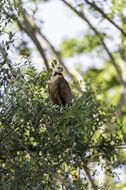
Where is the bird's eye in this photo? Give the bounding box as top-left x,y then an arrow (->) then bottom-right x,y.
57,67 -> 60,69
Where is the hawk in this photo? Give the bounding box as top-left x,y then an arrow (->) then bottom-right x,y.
48,66 -> 72,107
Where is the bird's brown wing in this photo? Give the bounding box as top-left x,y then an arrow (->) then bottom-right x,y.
58,77 -> 72,107
48,79 -> 62,106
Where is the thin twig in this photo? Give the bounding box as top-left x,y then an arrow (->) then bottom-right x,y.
88,144 -> 126,150
62,0 -> 126,87
0,44 -> 17,77
0,127 -> 17,144
84,0 -> 126,36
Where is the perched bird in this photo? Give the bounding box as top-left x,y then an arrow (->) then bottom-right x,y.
48,66 -> 72,107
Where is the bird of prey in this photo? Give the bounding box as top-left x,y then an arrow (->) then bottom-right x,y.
48,66 -> 72,107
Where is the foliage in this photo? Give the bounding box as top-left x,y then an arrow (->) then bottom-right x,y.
0,62 -> 125,189
60,33 -> 102,58
0,0 -> 126,189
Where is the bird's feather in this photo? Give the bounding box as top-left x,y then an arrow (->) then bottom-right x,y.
49,74 -> 72,107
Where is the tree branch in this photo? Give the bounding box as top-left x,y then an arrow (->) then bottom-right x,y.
0,44 -> 17,77
62,0 -> 126,87
116,56 -> 126,117
84,0 -> 126,36
37,28 -> 73,78
2,10 -> 84,93
24,14 -> 84,93
0,126 -> 19,144
81,158 -> 97,190
116,86 -> 126,118
20,14 -> 50,72
3,10 -> 50,72
37,29 -> 86,93
54,173 -> 70,189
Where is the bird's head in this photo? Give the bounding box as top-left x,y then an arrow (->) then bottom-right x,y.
52,65 -> 63,76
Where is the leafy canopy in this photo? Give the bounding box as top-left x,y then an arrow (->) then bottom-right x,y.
0,61 -> 125,189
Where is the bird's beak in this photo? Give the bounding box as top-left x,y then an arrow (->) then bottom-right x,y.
60,67 -> 63,72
